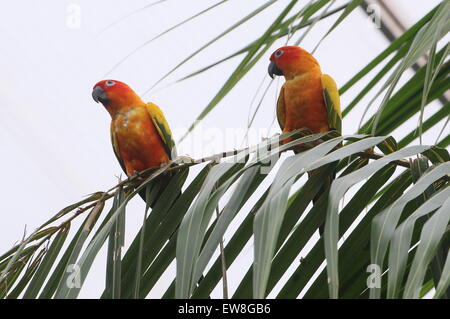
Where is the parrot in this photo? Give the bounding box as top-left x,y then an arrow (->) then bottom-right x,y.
268,46 -> 342,233
92,79 -> 177,205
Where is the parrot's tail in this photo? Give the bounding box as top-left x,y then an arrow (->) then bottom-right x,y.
312,169 -> 336,236
137,173 -> 181,209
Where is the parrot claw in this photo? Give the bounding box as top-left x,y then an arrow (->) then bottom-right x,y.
133,170 -> 144,178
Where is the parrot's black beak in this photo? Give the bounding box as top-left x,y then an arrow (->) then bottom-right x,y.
268,61 -> 283,79
92,86 -> 109,105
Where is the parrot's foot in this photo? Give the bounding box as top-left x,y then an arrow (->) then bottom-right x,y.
132,170 -> 143,178
129,170 -> 147,183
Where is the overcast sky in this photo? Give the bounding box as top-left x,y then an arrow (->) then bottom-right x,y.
0,0 -> 445,298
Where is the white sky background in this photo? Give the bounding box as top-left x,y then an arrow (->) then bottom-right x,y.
0,0 -> 446,298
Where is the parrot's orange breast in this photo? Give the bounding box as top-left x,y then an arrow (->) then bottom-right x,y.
283,72 -> 329,134
112,106 -> 169,175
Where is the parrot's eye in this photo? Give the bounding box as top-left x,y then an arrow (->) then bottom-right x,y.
274,49 -> 283,58
105,80 -> 116,87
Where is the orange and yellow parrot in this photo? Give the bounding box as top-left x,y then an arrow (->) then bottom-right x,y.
268,46 -> 342,230
92,80 -> 176,204
268,46 -> 341,137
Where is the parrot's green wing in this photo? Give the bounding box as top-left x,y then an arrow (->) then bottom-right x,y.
321,74 -> 342,134
276,84 -> 286,131
110,124 -> 127,173
146,102 -> 177,159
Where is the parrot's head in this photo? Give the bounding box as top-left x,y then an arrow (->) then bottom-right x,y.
92,80 -> 142,115
268,46 -> 320,80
